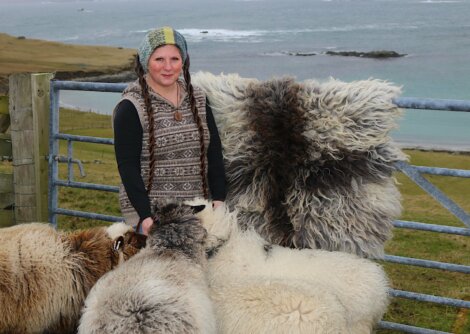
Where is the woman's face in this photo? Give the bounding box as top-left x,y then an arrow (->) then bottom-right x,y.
146,44 -> 183,91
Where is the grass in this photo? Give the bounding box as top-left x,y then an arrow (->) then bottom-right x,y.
0,32 -> 135,76
378,151 -> 470,333
0,32 -> 135,94
0,95 -> 7,114
1,107 -> 469,332
54,108 -> 120,229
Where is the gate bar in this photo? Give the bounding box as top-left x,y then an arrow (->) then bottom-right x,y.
393,220 -> 470,236
53,208 -> 122,222
51,80 -> 127,92
384,255 -> 470,274
54,180 -> 119,192
55,133 -> 114,145
389,289 -> 470,309
413,166 -> 470,178
378,321 -> 450,334
49,84 -> 60,227
396,161 -> 470,227
393,97 -> 470,112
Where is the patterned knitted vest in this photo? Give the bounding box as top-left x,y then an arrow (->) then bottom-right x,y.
114,79 -> 209,227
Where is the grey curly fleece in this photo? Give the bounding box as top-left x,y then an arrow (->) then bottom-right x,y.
78,200 -> 216,334
193,72 -> 407,258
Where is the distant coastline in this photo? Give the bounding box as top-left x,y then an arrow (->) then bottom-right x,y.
0,32 -> 135,94
395,140 -> 470,154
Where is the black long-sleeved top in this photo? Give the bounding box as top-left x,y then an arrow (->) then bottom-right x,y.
114,98 -> 226,220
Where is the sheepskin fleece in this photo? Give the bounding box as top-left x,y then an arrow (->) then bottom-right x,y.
195,201 -> 390,334
79,202 -> 216,334
193,72 -> 406,258
0,223 -> 144,334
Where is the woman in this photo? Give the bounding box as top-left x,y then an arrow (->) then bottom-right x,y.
113,26 -> 226,235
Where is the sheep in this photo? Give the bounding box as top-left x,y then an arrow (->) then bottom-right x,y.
193,72 -> 406,258
198,199 -> 390,334
78,200 -> 217,334
0,222 -> 146,334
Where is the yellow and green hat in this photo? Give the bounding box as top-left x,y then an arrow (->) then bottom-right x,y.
137,26 -> 188,73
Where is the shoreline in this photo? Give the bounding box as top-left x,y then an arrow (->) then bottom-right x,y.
394,139 -> 470,154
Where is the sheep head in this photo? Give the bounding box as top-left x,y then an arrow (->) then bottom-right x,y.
183,198 -> 238,256
106,223 -> 147,265
147,199 -> 208,263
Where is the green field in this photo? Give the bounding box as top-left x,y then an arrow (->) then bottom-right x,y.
380,149 -> 470,334
1,106 -> 469,333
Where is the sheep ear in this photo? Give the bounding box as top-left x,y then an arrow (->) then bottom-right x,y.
191,204 -> 206,214
129,233 -> 147,249
113,236 -> 125,251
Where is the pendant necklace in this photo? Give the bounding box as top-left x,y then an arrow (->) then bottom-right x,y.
174,83 -> 183,121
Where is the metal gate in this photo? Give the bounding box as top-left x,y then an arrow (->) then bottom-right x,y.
49,80 -> 470,334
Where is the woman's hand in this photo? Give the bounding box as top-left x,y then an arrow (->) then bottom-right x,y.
141,217 -> 154,236
212,200 -> 224,209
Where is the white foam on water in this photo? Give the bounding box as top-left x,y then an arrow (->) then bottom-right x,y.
420,0 -> 462,3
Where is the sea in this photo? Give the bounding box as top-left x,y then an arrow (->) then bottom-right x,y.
1,0 -> 469,151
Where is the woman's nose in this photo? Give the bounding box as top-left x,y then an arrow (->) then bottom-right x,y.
163,60 -> 172,69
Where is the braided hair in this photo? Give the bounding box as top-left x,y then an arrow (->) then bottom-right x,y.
134,54 -> 208,198
183,55 -> 208,198
134,55 -> 157,195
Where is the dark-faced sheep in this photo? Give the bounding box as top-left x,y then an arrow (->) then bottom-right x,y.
198,199 -> 390,334
78,201 -> 217,334
0,222 -> 146,334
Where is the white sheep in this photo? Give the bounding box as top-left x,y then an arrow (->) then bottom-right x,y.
0,222 -> 145,334
199,200 -> 390,334
78,201 -> 217,334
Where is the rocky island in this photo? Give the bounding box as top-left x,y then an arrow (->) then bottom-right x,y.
325,50 -> 406,59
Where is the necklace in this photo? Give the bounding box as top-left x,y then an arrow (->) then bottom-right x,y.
174,83 -> 183,121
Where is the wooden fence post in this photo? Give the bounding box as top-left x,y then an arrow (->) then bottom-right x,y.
9,73 -> 53,223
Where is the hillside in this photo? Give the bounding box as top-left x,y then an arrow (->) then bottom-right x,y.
0,32 -> 136,94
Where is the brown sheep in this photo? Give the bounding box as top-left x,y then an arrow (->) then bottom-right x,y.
78,201 -> 216,334
0,222 -> 146,334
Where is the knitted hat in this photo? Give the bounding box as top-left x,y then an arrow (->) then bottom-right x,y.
137,26 -> 188,73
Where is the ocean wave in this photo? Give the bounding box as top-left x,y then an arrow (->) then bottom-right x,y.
315,23 -> 419,32
131,24 -> 419,43
59,35 -> 81,42
41,0 -> 98,3
129,28 -> 269,43
57,29 -> 128,43
178,28 -> 268,42
262,51 -> 290,57
262,51 -> 318,57
419,0 -> 463,3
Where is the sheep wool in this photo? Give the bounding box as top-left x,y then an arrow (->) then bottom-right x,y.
0,222 -> 145,334
79,201 -> 216,334
197,200 -> 390,334
193,72 -> 406,258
